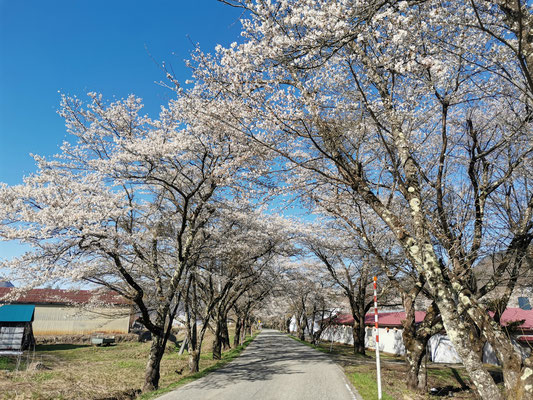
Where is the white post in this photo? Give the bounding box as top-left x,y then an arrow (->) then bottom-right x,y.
374,276 -> 382,400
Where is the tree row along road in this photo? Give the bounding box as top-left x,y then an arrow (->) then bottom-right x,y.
158,329 -> 360,400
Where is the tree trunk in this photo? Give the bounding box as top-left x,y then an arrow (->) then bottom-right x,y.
467,320 -> 485,362
311,327 -> 323,345
447,262 -> 533,399
213,318 -> 222,360
212,314 -> 230,360
141,302 -> 177,393
212,338 -> 222,360
352,319 -> 366,355
427,268 -> 504,399
189,349 -> 200,373
467,305 -> 533,399
143,333 -> 165,392
298,324 -> 306,341
234,315 -> 242,347
297,312 -> 307,341
309,305 -> 316,340
404,338 -> 427,392
311,308 -> 329,345
247,316 -> 253,336
241,316 -> 248,342
401,296 -> 437,393
185,315 -> 199,372
221,317 -> 231,350
506,357 -> 533,400
241,316 -> 247,342
418,354 -> 427,392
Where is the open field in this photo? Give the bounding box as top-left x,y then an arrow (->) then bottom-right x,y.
0,330 -> 256,400
289,335 -> 502,399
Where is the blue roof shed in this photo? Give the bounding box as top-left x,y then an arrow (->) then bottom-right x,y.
0,305 -> 35,322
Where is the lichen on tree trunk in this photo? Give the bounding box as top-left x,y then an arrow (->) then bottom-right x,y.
419,246 -> 504,400
404,338 -> 427,392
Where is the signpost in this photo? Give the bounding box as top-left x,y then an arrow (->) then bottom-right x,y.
373,276 -> 382,400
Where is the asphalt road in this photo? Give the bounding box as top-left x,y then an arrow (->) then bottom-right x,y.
157,329 -> 360,400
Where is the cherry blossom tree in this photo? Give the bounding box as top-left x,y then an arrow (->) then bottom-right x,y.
232,279 -> 274,346
199,209 -> 291,361
302,228 -> 376,355
196,1 -> 533,397
279,265 -> 333,341
307,206 -> 441,390
0,86 -> 268,391
178,207 -> 294,370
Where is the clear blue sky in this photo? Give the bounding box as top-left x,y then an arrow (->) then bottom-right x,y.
0,0 -> 244,259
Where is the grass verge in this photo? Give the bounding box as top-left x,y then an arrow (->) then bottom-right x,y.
0,357 -> 22,372
0,329 -> 259,399
288,334 -> 478,399
287,334 -> 393,399
347,370 -> 394,400
287,335 -> 329,353
139,333 -> 259,400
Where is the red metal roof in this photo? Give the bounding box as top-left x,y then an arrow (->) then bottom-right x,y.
330,313 -> 355,325
330,308 -> 533,330
0,287 -> 130,306
331,311 -> 427,327
366,311 -> 427,327
491,308 -> 533,331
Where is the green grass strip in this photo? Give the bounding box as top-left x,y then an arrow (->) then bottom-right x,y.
140,333 -> 259,400
347,372 -> 394,400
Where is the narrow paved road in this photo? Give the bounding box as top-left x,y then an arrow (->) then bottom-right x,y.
158,329 -> 359,400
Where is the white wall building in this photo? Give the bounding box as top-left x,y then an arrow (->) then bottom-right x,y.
293,310 -> 533,365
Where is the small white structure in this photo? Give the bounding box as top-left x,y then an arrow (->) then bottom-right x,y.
319,315 -> 408,355
428,334 -> 462,363
289,315 -> 323,336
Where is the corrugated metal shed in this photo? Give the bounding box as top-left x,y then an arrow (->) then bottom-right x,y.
32,305 -> 130,335
0,305 -> 35,322
0,288 -> 132,335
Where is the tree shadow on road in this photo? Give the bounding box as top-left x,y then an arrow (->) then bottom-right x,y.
178,331 -> 335,391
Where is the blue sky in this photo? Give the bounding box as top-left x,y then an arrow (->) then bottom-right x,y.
0,0 -> 245,259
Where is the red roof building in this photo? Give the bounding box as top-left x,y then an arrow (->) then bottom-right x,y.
330,308 -> 533,331
0,287 -> 129,306
490,308 -> 533,332
331,311 -> 427,328
0,287 -> 131,336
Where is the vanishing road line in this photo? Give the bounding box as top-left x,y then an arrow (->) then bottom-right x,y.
157,329 -> 360,400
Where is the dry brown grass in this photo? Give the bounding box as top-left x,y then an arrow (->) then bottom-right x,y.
0,330 -> 236,400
